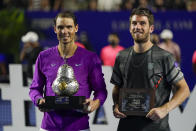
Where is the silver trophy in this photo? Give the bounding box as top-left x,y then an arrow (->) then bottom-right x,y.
41,61 -> 85,110
52,64 -> 79,96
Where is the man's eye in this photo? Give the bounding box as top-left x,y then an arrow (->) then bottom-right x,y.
140,22 -> 146,25
58,26 -> 63,29
132,22 -> 137,25
67,26 -> 72,29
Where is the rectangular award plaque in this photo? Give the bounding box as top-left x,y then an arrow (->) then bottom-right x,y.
39,96 -> 86,110
119,88 -> 155,116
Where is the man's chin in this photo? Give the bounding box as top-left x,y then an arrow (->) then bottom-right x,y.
134,38 -> 148,44
60,40 -> 69,44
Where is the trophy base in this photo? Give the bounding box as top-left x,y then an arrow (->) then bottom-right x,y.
39,96 -> 86,110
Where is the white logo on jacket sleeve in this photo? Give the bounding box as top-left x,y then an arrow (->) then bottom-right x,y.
75,64 -> 82,67
51,64 -> 56,67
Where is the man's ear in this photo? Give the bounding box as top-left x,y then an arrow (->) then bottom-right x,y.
129,25 -> 132,34
150,25 -> 154,33
54,26 -> 57,34
75,24 -> 79,32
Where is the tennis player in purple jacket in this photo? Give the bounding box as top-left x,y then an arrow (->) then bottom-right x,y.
29,11 -> 107,131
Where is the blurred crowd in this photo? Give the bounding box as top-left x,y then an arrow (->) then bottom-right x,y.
0,0 -> 196,12
0,0 -> 196,84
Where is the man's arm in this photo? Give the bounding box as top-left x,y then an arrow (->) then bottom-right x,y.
192,51 -> 196,74
20,43 -> 31,61
112,85 -> 126,118
86,53 -> 107,113
29,55 -> 45,106
175,44 -> 181,64
112,85 -> 119,105
193,63 -> 196,75
146,78 -> 190,121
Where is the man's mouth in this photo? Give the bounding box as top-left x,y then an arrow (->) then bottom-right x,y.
60,36 -> 69,39
134,31 -> 143,34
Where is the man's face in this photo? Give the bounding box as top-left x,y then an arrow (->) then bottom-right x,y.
130,15 -> 154,44
54,17 -> 78,45
108,34 -> 119,46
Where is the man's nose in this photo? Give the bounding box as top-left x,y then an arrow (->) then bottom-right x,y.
61,28 -> 68,33
135,23 -> 142,29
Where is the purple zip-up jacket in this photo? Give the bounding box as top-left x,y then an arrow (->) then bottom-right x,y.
29,46 -> 107,131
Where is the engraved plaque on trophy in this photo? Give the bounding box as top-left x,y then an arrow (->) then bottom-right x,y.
40,63 -> 85,110
119,88 -> 155,116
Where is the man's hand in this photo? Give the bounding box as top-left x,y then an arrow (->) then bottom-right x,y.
113,104 -> 126,118
146,104 -> 169,121
37,98 -> 51,112
83,98 -> 100,113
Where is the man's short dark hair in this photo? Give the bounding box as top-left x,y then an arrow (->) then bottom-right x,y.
54,11 -> 78,26
110,32 -> 119,38
129,7 -> 154,26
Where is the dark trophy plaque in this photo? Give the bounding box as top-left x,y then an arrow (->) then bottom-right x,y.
39,96 -> 85,110
119,88 -> 155,116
